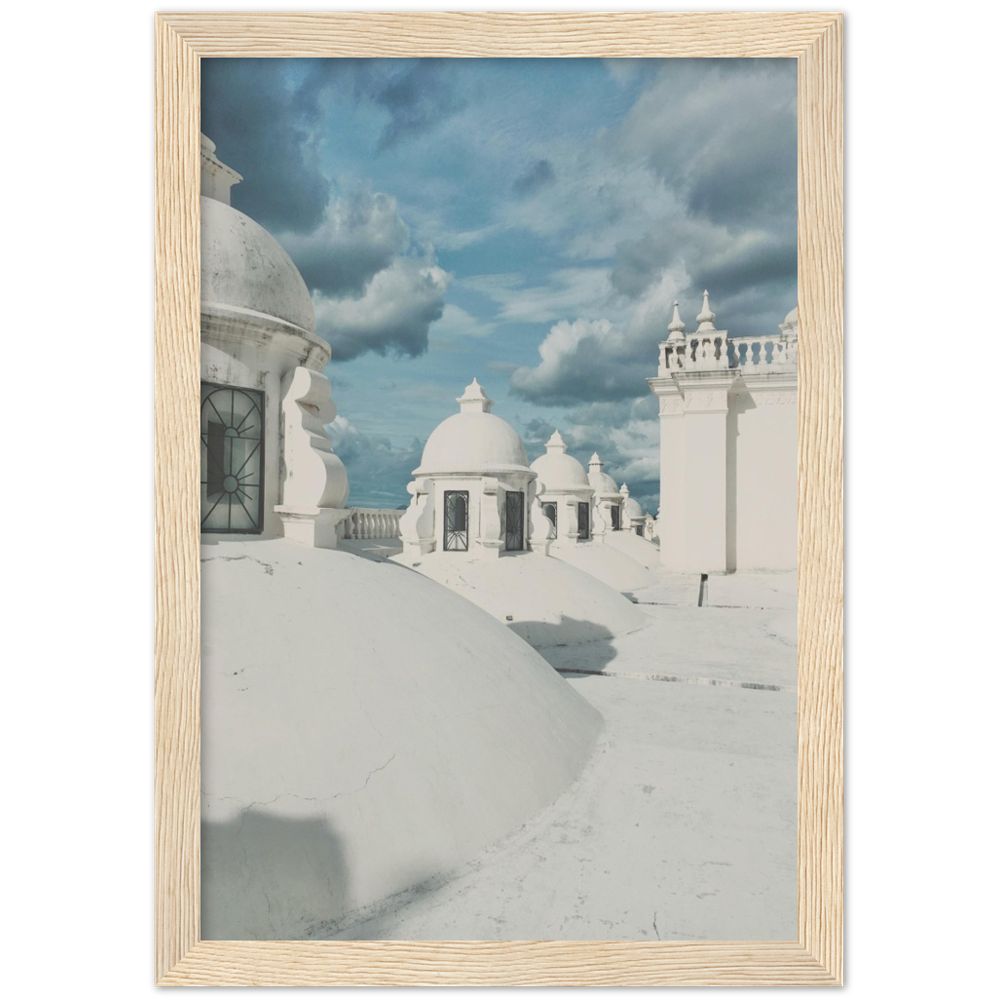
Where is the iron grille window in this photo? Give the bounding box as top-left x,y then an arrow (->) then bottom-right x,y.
504,491 -> 525,551
542,502 -> 557,530
577,502 -> 590,539
443,490 -> 469,551
201,382 -> 265,533
611,504 -> 621,531
635,525 -> 643,536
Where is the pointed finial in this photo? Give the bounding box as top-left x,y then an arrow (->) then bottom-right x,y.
457,377 -> 494,413
588,452 -> 603,468
546,430 -> 567,453
696,289 -> 716,332
667,300 -> 686,341
621,483 -> 630,498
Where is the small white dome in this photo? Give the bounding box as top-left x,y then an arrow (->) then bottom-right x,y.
417,412 -> 530,475
415,380 -> 530,476
531,431 -> 591,493
623,496 -> 643,519
587,453 -> 622,498
201,195 -> 316,335
533,451 -> 591,492
783,305 -> 798,327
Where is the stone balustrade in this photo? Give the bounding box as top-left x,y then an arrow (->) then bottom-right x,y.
342,507 -> 404,540
728,335 -> 796,368
661,333 -> 796,373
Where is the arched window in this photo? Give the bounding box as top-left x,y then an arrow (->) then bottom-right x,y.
443,490 -> 469,551
201,382 -> 264,533
542,502 -> 557,529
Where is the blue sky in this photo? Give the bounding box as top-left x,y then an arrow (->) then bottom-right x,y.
202,58 -> 797,511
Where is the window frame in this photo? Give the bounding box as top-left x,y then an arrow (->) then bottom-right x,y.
443,489 -> 470,552
200,380 -> 266,535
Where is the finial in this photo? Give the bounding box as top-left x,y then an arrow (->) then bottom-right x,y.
621,483 -> 630,498
667,300 -> 686,341
588,452 -> 603,468
546,430 -> 567,453
457,377 -> 494,413
696,289 -> 716,332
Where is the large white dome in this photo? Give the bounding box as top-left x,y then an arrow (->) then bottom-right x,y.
201,539 -> 601,939
201,195 -> 316,335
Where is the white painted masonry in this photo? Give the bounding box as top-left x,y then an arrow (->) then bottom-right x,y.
648,293 -> 798,572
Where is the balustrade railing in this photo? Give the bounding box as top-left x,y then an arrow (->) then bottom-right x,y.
342,507 -> 404,540
662,333 -> 797,373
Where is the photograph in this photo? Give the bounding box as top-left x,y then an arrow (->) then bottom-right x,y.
197,55 -> 800,943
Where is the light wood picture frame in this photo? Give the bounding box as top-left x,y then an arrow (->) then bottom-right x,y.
154,11 -> 843,987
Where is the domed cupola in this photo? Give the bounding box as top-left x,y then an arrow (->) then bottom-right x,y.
199,134 -> 349,547
588,453 -> 625,534
401,380 -> 552,559
530,431 -> 595,543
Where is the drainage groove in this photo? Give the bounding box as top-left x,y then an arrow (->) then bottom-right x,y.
697,573 -> 708,607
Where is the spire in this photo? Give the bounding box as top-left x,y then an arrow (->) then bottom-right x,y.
620,483 -> 630,498
667,300 -> 686,341
456,377 -> 494,414
546,430 -> 567,453
696,289 -> 717,332
588,452 -> 603,469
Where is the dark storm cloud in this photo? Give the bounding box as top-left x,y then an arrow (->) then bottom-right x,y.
281,187 -> 410,298
201,60 -> 331,235
611,224 -> 797,304
619,59 -> 797,230
372,60 -> 466,150
314,256 -> 450,362
202,59 -> 465,234
512,159 -> 556,198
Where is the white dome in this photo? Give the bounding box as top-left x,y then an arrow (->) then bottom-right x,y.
417,411 -> 530,475
589,471 -> 621,496
532,451 -> 591,492
531,431 -> 591,493
587,454 -> 622,498
783,305 -> 798,327
623,496 -> 644,519
202,539 -> 601,939
201,195 -> 316,335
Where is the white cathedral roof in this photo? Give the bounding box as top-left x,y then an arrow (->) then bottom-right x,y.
414,379 -> 532,477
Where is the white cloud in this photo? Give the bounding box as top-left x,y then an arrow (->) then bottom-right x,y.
465,267 -> 616,326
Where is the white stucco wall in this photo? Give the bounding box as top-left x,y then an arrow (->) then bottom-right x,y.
733,374 -> 798,570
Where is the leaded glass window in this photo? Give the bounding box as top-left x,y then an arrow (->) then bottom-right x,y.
542,502 -> 557,530
577,502 -> 590,540
504,490 -> 525,551
611,504 -> 621,531
201,382 -> 265,534
443,490 -> 469,551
